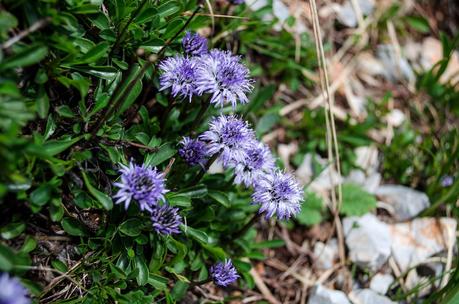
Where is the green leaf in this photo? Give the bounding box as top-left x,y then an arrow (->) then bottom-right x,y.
171,281 -> 189,301
0,44 -> 48,70
144,143 -> 176,166
78,42 -> 109,63
0,243 -> 15,271
1,222 -> 26,239
177,185 -> 207,198
208,190 -> 230,208
251,239 -> 285,249
405,16 -> 430,33
340,183 -> 377,216
43,136 -> 83,156
166,193 -> 191,207
81,172 -> 113,210
119,218 -> 143,237
296,191 -> 324,226
135,256 -> 149,286
30,184 -> 52,206
256,112 -> 280,136
183,226 -> 208,244
158,1 -> 181,18
20,237 -> 37,254
51,259 -> 68,272
61,217 -> 87,236
147,274 -> 168,290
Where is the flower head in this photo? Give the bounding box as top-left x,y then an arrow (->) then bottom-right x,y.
252,171 -> 303,220
199,115 -> 255,166
210,259 -> 239,287
182,32 -> 208,56
159,55 -> 199,102
150,204 -> 182,235
0,273 -> 30,304
231,141 -> 275,187
441,175 -> 454,187
179,137 -> 208,167
113,162 -> 168,212
196,49 -> 253,108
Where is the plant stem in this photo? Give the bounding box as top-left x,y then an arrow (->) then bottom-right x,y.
110,0 -> 148,56
231,213 -> 261,240
190,151 -> 220,186
189,98 -> 211,134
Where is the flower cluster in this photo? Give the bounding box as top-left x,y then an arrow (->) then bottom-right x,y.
210,259 -> 239,287
114,162 -> 182,235
159,33 -> 253,108
0,273 -> 30,304
179,114 -> 304,220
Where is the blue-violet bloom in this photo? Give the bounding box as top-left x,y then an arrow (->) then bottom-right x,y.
196,49 -> 253,108
440,175 -> 454,187
150,204 -> 182,235
179,137 -> 208,167
231,141 -> 275,187
182,31 -> 208,56
159,55 -> 199,102
0,273 -> 30,304
210,259 -> 239,287
113,162 -> 168,212
199,115 -> 255,166
252,171 -> 303,220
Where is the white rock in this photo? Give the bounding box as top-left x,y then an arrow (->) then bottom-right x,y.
313,239 -> 339,270
308,285 -> 351,304
377,44 -> 416,83
309,166 -> 343,193
345,170 -> 381,194
208,160 -> 224,174
389,218 -> 457,272
370,273 -> 394,295
375,185 -> 430,221
336,0 -> 375,28
296,153 -> 315,185
349,289 -> 396,304
385,109 -> 405,127
343,214 -> 392,271
355,146 -> 379,173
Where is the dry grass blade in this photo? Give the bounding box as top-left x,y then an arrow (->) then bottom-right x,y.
308,0 -> 345,265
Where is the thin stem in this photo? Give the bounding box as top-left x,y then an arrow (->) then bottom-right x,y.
90,5 -> 203,138
231,213 -> 261,240
189,278 -> 212,288
189,96 -> 211,134
1,17 -> 51,49
110,0 -> 148,56
190,151 -> 220,185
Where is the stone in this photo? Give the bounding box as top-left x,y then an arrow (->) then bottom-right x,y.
375,185 -> 430,221
313,239 -> 339,270
349,289 -> 396,304
343,214 -> 392,271
389,218 -> 456,272
354,146 -> 379,173
345,169 -> 381,194
370,273 -> 394,295
308,285 -> 351,304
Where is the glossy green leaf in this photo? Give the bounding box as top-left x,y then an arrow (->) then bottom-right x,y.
81,172 -> 113,210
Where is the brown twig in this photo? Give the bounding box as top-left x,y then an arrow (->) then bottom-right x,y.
1,17 -> 51,49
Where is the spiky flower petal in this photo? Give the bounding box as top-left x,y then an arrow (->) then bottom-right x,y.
159,55 -> 199,102
150,204 -> 182,235
178,137 -> 208,167
199,115 -> 255,166
252,171 -> 303,220
0,273 -> 30,304
210,259 -> 239,287
182,31 -> 208,56
113,162 -> 168,212
231,141 -> 275,187
196,49 -> 253,108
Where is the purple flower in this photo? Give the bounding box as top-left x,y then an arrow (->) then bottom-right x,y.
182,32 -> 208,56
441,175 -> 454,187
196,49 -> 253,108
150,204 -> 182,235
231,141 -> 275,187
252,171 -> 303,220
199,115 -> 255,166
179,137 -> 208,167
0,273 -> 30,304
210,259 -> 239,287
113,162 -> 168,212
159,55 -> 199,102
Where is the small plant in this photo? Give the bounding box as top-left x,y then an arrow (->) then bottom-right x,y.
0,0 -> 304,302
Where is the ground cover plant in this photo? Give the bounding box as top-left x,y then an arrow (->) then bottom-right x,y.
0,0 -> 306,302
1,0 -> 459,303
